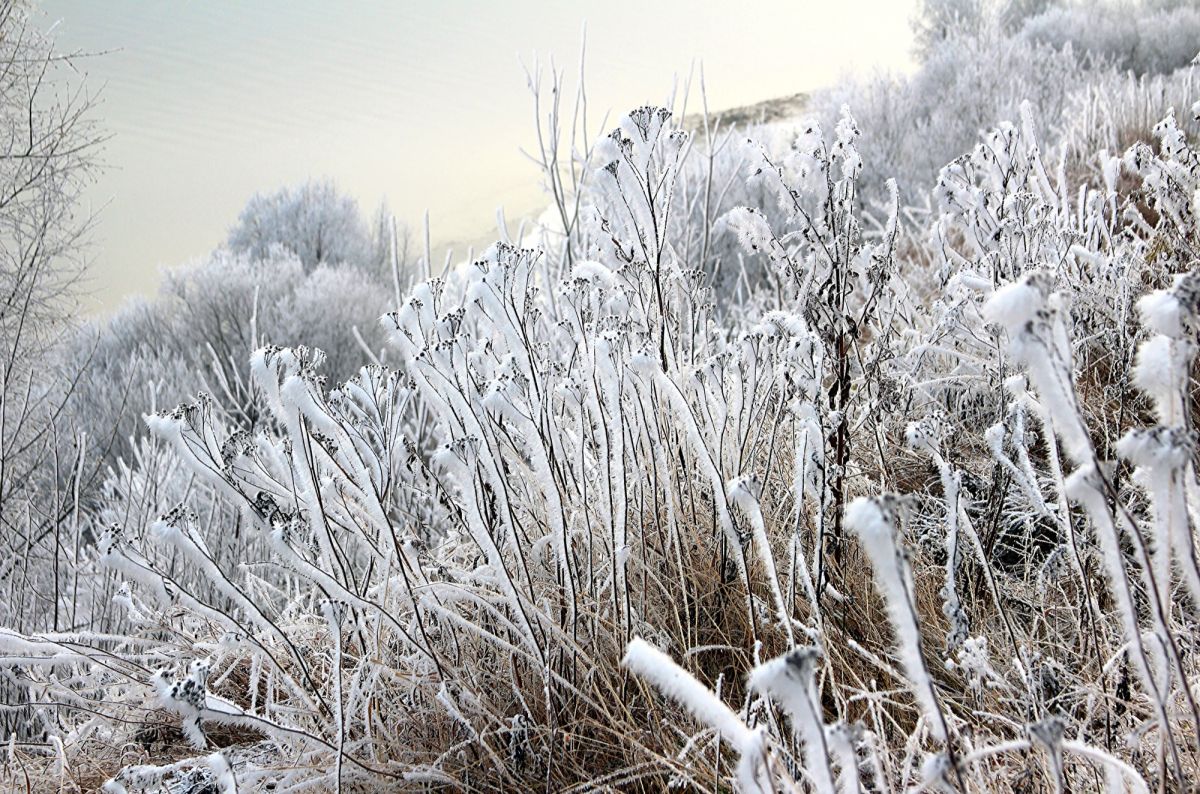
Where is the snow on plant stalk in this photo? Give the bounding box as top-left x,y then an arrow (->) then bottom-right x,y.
790,400 -> 824,615
1130,272 -> 1200,610
827,723 -> 864,794
321,598 -> 346,793
1115,428 -> 1194,619
595,335 -> 631,636
746,647 -> 834,794
982,273 -> 1091,466
622,638 -> 771,793
728,475 -> 794,644
845,496 -> 952,745
904,416 -> 968,654
1063,467 -> 1183,778
987,271 -> 1194,781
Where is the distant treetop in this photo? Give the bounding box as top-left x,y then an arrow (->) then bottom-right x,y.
226,178 -> 373,271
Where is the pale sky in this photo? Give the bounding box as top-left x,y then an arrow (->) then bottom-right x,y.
37,0 -> 918,314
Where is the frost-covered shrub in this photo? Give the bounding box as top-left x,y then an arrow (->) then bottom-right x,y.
0,251 -> 396,640
518,65 -> 797,306
620,101 -> 1200,792
911,0 -> 1052,60
813,0 -> 1200,206
1020,0 -> 1200,77
1058,68 -> 1199,184
63,249 -> 392,473
809,27 -> 1087,204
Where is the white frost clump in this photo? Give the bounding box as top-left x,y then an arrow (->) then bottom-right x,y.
747,648 -> 834,794
622,638 -> 770,792
102,752 -> 235,794
949,636 -> 1000,701
1137,271 -> 1200,339
981,272 -> 1048,337
152,659 -> 212,748
724,207 -> 778,258
1131,336 -> 1189,424
570,259 -> 617,285
845,496 -> 949,743
1137,290 -> 1187,339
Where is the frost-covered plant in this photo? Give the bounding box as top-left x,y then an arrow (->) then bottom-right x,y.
620,101 -> 1200,790
813,0 -> 1200,207
808,24 -> 1088,204
1020,0 -> 1200,77
62,249 -> 393,473
0,250 -> 400,644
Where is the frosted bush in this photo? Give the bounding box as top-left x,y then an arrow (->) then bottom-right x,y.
1020,1 -> 1200,77
809,25 -> 1086,203
813,0 -> 1200,206
61,250 -> 392,473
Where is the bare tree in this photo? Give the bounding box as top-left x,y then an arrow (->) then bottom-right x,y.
0,0 -> 104,636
